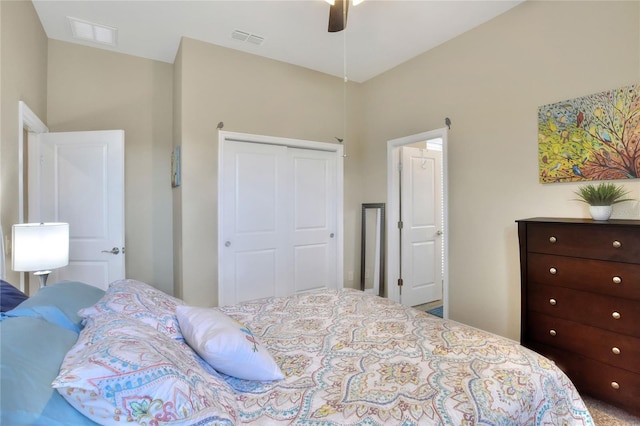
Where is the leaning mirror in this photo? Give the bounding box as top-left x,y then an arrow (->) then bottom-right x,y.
361,203 -> 385,297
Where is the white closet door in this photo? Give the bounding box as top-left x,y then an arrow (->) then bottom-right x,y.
290,148 -> 337,293
221,141 -> 291,305
220,139 -> 339,306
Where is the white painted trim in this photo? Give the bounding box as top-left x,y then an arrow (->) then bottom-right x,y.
18,101 -> 48,222
20,101 -> 48,133
386,128 -> 449,319
17,101 -> 49,291
217,131 -> 344,304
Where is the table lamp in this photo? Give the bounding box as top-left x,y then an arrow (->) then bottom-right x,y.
12,222 -> 69,288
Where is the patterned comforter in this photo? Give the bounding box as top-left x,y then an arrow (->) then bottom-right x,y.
220,289 -> 594,425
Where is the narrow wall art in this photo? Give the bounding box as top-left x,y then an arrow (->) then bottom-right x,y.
538,83 -> 640,183
171,146 -> 181,188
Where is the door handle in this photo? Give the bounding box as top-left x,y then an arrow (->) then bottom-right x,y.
102,247 -> 120,255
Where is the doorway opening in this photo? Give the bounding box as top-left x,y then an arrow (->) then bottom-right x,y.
386,128 -> 448,318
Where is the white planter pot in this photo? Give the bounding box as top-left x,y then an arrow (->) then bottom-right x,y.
589,205 -> 612,221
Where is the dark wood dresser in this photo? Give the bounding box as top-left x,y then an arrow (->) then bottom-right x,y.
517,217 -> 640,416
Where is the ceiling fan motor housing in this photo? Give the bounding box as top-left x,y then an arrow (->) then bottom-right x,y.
328,0 -> 349,32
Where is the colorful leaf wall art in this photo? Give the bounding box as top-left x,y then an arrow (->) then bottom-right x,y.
538,83 -> 640,183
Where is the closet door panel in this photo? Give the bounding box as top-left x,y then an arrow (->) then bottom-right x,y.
221,141 -> 290,305
290,148 -> 337,294
234,249 -> 277,302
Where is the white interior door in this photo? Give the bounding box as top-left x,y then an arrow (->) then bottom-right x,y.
220,133 -> 342,306
29,130 -> 125,290
400,145 -> 443,306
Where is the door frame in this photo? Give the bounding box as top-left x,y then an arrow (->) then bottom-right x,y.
217,131 -> 344,304
16,101 -> 49,291
386,128 -> 449,318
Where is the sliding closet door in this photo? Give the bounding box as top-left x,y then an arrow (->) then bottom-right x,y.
221,141 -> 291,305
290,148 -> 337,293
220,137 -> 340,306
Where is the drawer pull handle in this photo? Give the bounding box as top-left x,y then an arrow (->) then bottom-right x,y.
612,347 -> 621,355
612,240 -> 622,248
549,236 -> 557,244
611,381 -> 620,390
612,276 -> 622,284
549,298 -> 557,306
549,329 -> 557,337
549,267 -> 557,275
612,311 -> 621,320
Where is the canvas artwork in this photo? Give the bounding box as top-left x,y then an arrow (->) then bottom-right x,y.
171,146 -> 181,188
538,83 -> 640,183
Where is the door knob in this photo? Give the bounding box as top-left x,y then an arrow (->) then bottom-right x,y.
102,247 -> 120,255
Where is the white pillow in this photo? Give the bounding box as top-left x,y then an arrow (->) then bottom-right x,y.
176,305 -> 284,381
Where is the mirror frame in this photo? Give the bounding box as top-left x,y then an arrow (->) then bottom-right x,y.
360,203 -> 385,297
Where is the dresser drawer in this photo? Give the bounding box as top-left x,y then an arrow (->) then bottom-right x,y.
528,342 -> 640,417
526,222 -> 640,263
526,312 -> 640,373
528,283 -> 640,337
528,253 -> 640,301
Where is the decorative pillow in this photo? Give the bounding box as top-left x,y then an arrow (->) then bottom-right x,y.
78,279 -> 184,340
176,305 -> 284,381
0,279 -> 28,312
6,281 -> 104,330
0,316 -> 98,425
52,314 -> 238,425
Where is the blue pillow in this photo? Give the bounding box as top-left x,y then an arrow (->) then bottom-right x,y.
9,281 -> 104,328
0,279 -> 28,312
0,316 -> 98,425
2,306 -> 81,333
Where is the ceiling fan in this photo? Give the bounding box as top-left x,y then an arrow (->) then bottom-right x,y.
326,0 -> 364,33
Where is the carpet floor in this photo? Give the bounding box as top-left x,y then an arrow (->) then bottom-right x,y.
583,396 -> 640,425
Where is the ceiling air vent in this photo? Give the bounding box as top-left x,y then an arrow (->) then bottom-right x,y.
231,30 -> 265,46
68,16 -> 117,46
231,30 -> 250,42
247,35 -> 265,46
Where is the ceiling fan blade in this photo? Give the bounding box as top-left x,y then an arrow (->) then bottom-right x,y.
328,0 -> 349,33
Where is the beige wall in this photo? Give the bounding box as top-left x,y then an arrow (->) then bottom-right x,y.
0,0 -> 48,288
362,1 -> 640,339
174,38 -> 364,306
46,40 -> 174,295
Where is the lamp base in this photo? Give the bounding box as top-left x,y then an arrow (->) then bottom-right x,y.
33,270 -> 52,288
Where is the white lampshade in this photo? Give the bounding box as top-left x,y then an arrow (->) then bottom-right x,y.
12,223 -> 69,272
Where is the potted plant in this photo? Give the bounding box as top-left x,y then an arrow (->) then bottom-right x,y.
574,182 -> 633,220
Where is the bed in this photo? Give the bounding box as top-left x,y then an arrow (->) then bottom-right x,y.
0,279 -> 594,425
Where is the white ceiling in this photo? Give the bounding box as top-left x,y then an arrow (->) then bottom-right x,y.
32,0 -> 522,83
